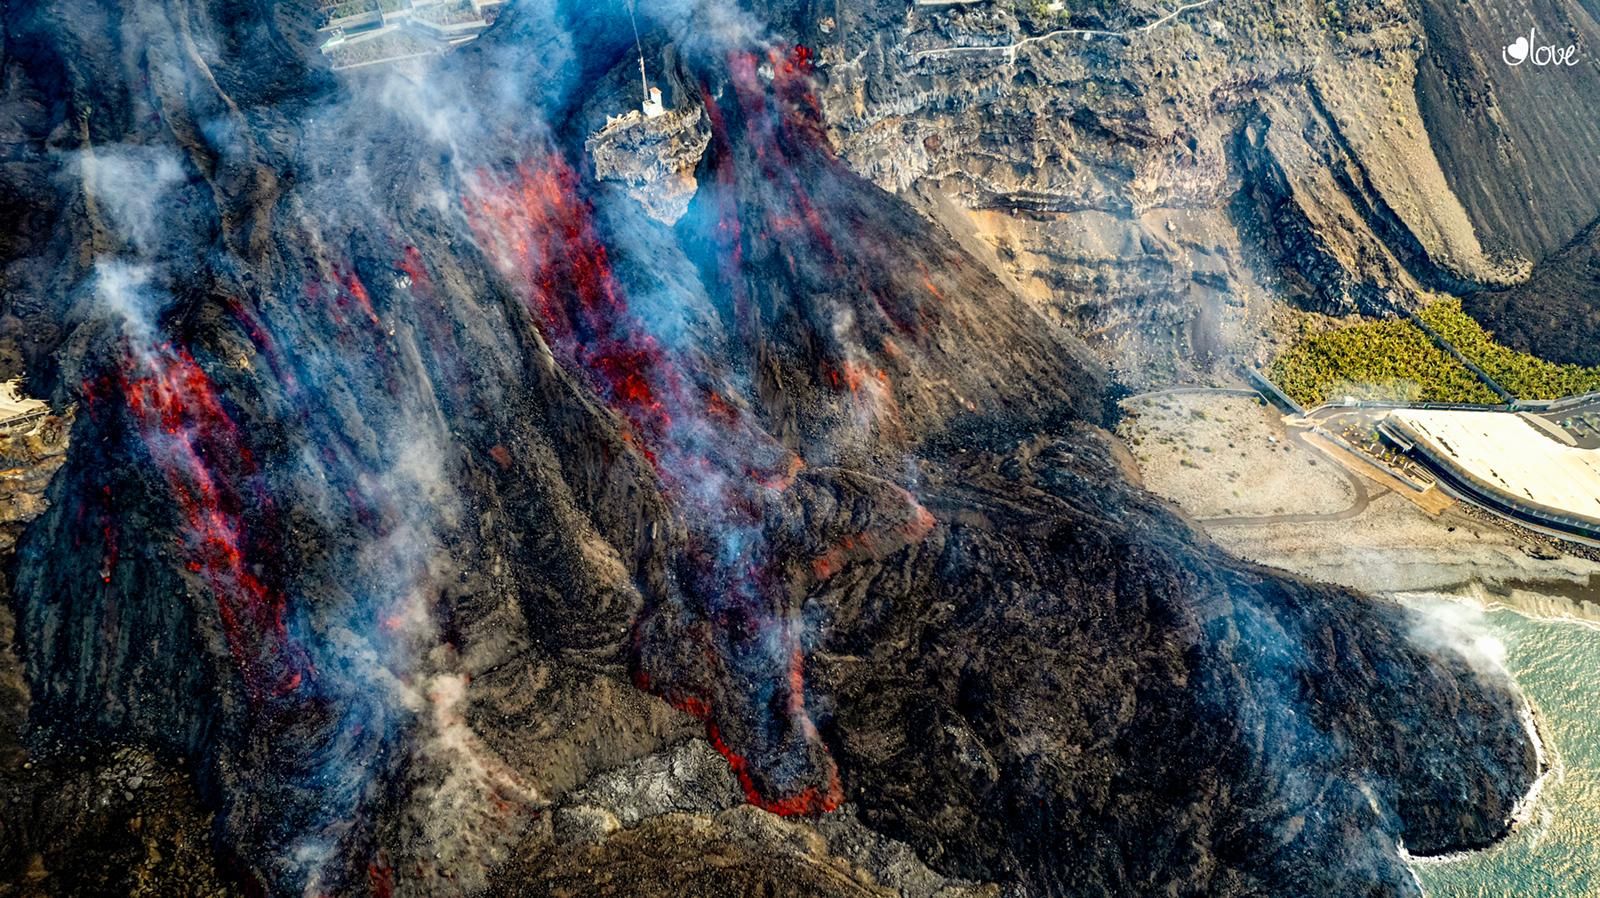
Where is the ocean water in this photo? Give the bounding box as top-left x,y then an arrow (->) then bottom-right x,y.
1405,593 -> 1600,898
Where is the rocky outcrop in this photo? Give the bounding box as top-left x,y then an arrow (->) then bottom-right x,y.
0,409 -> 69,770
694,0 -> 1529,386
0,413 -> 67,556
514,739 -> 994,898
588,104 -> 711,224
0,748 -> 227,898
496,807 -> 913,898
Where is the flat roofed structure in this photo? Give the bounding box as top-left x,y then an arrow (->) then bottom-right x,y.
1382,408 -> 1600,534
0,379 -> 47,432
317,0 -> 502,71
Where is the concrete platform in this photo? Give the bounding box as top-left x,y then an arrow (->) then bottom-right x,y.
1383,408 -> 1600,533
0,380 -> 47,432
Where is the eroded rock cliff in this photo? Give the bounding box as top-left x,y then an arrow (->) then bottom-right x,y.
703,0 -> 1556,387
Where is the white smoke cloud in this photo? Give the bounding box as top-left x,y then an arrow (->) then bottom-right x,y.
92,261 -> 166,346
1398,593 -> 1511,681
74,146 -> 186,253
644,0 -> 771,55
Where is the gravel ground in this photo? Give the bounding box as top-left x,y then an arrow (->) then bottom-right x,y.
1118,391 -> 1600,597
1118,392 -> 1355,518
1208,492 -> 1600,596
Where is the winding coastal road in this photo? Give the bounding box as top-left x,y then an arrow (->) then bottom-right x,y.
914,0 -> 1220,61
1198,452 -> 1376,526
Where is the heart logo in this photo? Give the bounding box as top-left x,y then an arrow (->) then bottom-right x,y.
1504,35 -> 1530,64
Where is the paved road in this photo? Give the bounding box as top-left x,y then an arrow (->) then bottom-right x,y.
915,0 -> 1219,59
1120,386 -> 1261,404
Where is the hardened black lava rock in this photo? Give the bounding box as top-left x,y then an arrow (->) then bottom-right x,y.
0,0 -> 1536,896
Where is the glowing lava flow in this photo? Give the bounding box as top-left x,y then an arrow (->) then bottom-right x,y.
462,157 -> 797,493
463,154 -> 839,815
115,341 -> 309,704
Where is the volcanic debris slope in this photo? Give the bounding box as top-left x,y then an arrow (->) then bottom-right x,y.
0,0 -> 1535,896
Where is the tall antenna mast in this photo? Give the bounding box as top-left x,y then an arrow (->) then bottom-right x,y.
627,0 -> 649,100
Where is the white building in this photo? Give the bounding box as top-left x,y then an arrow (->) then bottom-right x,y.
0,380 -> 48,433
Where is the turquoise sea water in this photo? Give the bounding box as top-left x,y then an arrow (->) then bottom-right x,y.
1407,595 -> 1600,898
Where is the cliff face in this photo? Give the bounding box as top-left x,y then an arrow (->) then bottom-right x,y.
1463,220 -> 1600,367
0,412 -> 68,770
0,1 -> 1540,897
1414,0 -> 1600,266
1412,0 -> 1600,359
720,0 -> 1539,387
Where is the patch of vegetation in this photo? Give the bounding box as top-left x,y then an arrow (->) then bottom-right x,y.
1267,316 -> 1497,407
320,0 -> 376,23
1417,297 -> 1600,400
1014,0 -> 1071,25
